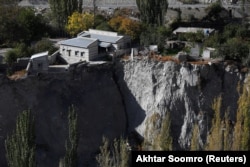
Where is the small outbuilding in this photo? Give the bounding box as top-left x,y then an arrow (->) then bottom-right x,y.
26,51 -> 49,74
202,47 -> 216,59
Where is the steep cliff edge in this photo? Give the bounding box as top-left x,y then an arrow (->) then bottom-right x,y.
0,58 -> 247,166
0,65 -> 126,167
115,58 -> 246,150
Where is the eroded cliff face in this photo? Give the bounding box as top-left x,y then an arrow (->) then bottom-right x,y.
0,65 -> 126,167
115,58 -> 245,150
0,58 -> 246,166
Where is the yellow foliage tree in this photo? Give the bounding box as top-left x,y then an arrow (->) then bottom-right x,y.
152,112 -> 172,151
66,12 -> 94,36
109,16 -> 141,40
232,81 -> 250,150
190,122 -> 200,151
108,16 -> 123,32
205,96 -> 223,150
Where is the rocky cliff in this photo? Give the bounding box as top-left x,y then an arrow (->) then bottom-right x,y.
0,58 -> 246,166
115,58 -> 246,150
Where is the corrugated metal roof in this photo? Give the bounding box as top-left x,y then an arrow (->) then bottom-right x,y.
59,37 -> 97,48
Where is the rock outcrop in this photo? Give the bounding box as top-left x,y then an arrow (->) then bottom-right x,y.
0,58 -> 246,166
115,58 -> 245,150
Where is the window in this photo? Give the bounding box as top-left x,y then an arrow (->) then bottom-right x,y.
81,52 -> 85,57
67,50 -> 71,57
38,63 -> 42,69
75,51 -> 79,56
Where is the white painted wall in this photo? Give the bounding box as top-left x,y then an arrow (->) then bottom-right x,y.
59,41 -> 99,63
202,50 -> 211,59
31,56 -> 49,72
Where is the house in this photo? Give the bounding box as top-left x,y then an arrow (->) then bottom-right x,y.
59,37 -> 98,64
26,51 -> 49,74
59,29 -> 131,64
173,27 -> 215,36
78,29 -> 131,56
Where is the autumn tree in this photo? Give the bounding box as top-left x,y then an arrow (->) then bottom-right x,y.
5,110 -> 35,167
66,12 -> 94,36
156,112 -> 172,151
205,96 -> 223,150
109,16 -> 123,33
223,111 -> 233,151
190,122 -> 200,151
136,0 -> 168,26
232,82 -> 250,150
109,16 -> 142,40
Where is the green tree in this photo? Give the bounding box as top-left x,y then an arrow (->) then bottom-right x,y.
0,5 -> 48,45
140,25 -> 170,52
49,0 -> 83,31
17,7 -> 47,44
204,1 -> 224,22
136,0 -> 168,26
96,137 -> 130,167
5,49 -> 18,66
218,38 -> 249,62
5,110 -> 35,167
62,105 -> 79,167
204,32 -> 221,48
0,5 -> 20,45
4,43 -> 33,74
32,38 -> 58,55
180,31 -> 205,43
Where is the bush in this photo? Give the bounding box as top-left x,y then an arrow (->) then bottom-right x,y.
32,38 -> 58,55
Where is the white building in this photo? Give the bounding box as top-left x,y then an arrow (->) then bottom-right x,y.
26,51 -> 49,73
202,47 -> 216,59
59,29 -> 131,64
59,37 -> 98,64
173,27 -> 215,36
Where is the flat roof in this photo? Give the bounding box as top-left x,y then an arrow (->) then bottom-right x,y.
173,27 -> 215,34
59,37 -> 97,48
80,32 -> 122,43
